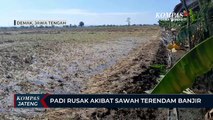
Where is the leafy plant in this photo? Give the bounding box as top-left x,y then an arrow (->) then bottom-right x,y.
181,0 -> 192,49
151,36 -> 213,94
177,21 -> 201,43
150,64 -> 166,75
190,9 -> 197,23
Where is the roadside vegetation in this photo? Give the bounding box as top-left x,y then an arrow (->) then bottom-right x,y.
154,0 -> 213,119
154,0 -> 213,94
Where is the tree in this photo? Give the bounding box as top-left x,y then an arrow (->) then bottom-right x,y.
126,17 -> 131,26
79,21 -> 84,27
198,0 -> 213,37
181,0 -> 192,49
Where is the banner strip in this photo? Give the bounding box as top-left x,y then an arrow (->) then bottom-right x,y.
14,94 -> 213,108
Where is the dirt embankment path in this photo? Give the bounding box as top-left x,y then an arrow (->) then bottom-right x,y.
84,31 -> 164,94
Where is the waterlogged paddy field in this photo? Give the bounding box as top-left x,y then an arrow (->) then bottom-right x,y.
0,26 -> 161,118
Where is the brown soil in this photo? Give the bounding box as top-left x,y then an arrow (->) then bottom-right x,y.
0,26 -> 169,119
33,28 -> 171,120
1,27 -> 207,120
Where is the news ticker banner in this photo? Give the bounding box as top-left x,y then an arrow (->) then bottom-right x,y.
14,94 -> 213,108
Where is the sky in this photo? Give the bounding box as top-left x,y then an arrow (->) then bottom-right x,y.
0,0 -> 180,26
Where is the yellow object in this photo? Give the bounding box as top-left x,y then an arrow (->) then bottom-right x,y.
173,43 -> 180,50
171,48 -> 177,53
167,43 -> 180,50
168,44 -> 173,50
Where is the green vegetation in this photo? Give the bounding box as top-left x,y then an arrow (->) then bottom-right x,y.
152,36 -> 213,94
150,64 -> 166,75
159,0 -> 213,46
79,21 -> 85,27
154,0 -> 213,94
190,9 -> 197,23
182,0 -> 192,49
